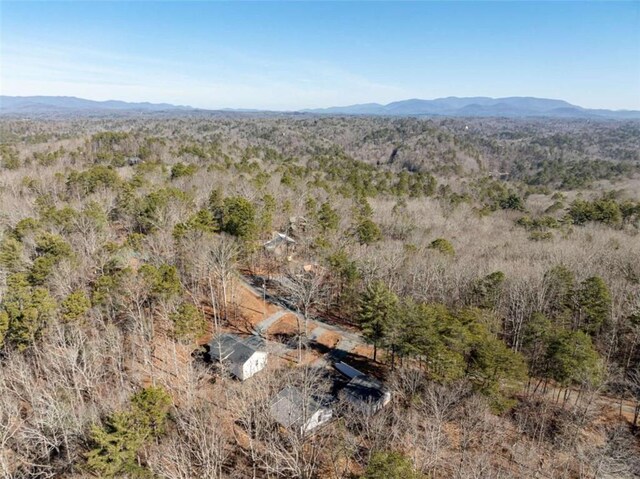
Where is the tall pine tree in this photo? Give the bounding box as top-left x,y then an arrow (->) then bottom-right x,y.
357,281 -> 398,362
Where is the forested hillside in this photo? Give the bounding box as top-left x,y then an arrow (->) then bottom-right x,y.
1,115 -> 639,478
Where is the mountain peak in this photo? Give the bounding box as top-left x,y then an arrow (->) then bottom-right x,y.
304,96 -> 638,119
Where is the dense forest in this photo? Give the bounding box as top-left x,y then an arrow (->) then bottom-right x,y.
1,114 -> 639,478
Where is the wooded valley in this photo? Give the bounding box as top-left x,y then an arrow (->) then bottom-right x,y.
1,114 -> 639,478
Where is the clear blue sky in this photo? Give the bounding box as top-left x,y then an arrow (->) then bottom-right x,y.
2,1 -> 639,110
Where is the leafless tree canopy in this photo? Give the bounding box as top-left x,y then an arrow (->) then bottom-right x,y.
0,114 -> 639,477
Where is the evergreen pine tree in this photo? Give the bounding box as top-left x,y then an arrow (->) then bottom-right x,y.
357,281 -> 398,361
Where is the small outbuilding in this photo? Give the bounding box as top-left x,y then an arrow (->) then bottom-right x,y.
209,334 -> 267,381
340,374 -> 391,415
270,386 -> 333,433
263,232 -> 296,259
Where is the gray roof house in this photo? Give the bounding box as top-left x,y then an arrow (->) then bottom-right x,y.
270,387 -> 333,433
263,232 -> 296,258
209,334 -> 267,381
340,374 -> 391,415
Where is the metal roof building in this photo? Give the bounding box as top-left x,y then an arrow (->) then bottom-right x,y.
340,374 -> 391,415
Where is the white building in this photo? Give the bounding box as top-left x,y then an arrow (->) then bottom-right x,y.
270,387 -> 333,433
209,334 -> 267,381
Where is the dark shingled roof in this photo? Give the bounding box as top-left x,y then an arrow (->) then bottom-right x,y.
341,374 -> 389,406
209,334 -> 261,365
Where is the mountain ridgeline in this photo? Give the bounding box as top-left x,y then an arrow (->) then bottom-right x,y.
1,95 -> 639,119
304,96 -> 640,119
0,96 -> 193,115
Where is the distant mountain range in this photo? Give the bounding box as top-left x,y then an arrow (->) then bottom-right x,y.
1,95 -> 639,119
304,97 -> 640,119
0,96 -> 193,115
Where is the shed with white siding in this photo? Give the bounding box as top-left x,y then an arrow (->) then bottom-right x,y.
209,334 -> 267,381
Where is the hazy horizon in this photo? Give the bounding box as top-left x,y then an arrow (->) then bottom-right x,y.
4,93 -> 640,114
2,1 -> 639,111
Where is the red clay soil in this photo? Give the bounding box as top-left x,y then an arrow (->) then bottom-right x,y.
268,313 -> 301,335
315,330 -> 341,349
234,283 -> 281,328
281,347 -> 318,364
352,344 -> 375,360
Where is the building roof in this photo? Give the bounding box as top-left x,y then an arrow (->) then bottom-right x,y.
209,334 -> 262,365
270,387 -> 323,429
243,334 -> 267,350
341,374 -> 389,406
334,361 -> 365,380
263,232 -> 296,250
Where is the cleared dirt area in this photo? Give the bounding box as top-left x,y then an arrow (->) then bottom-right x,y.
268,313 -> 300,335
352,344 -> 375,359
315,330 -> 341,349
196,278 -> 383,372
234,281 -> 281,328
